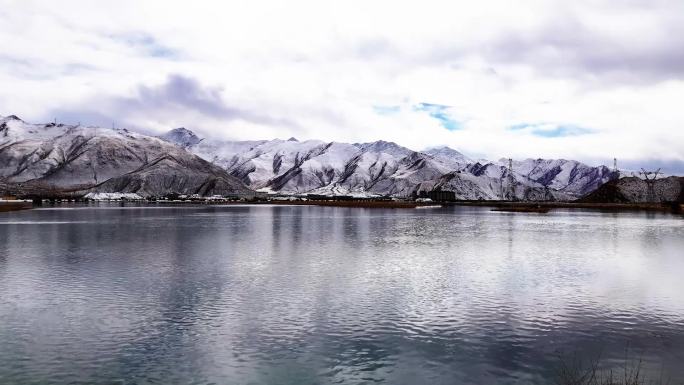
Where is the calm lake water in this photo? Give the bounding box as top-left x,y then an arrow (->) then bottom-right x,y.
0,204 -> 683,384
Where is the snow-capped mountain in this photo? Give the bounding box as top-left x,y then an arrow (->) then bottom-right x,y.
0,116 -> 615,200
0,116 -> 253,197
502,158 -> 615,197
423,146 -> 472,170
158,127 -> 202,148
160,127 -> 615,200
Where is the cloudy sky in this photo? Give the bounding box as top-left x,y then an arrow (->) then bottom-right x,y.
2,0 -> 683,172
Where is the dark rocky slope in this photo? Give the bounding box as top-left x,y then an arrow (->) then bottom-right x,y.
580,176 -> 683,203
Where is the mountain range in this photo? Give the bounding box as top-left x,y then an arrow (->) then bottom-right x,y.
1,115 -> 617,200
0,116 -> 252,198
158,127 -> 615,200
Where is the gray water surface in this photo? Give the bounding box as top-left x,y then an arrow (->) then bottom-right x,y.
0,204 -> 683,384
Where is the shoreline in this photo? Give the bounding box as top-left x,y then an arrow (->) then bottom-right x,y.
253,200 -> 681,213
444,200 -> 684,214
203,199 -> 684,213
0,201 -> 33,213
251,199 -> 423,208
12,198 -> 683,214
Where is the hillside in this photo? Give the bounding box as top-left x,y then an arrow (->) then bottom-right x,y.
580,176 -> 684,203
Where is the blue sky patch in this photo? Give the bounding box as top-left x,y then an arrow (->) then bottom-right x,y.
414,102 -> 461,130
509,123 -> 531,131
109,32 -> 178,59
373,105 -> 401,115
509,123 -> 595,137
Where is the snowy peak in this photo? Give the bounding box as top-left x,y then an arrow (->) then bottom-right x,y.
1,115 -> 22,122
354,140 -> 412,158
159,127 -> 202,148
0,115 -> 74,144
423,146 -> 471,168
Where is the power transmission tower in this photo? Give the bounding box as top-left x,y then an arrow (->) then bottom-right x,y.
639,168 -> 661,202
500,158 -> 516,201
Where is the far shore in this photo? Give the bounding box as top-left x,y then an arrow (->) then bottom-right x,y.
445,200 -> 684,213
0,201 -> 33,213
254,199 -> 684,213
5,198 -> 682,214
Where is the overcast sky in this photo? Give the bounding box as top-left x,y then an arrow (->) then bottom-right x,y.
2,0 -> 683,172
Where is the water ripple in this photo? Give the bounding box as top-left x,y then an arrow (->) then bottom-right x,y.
0,204 -> 683,384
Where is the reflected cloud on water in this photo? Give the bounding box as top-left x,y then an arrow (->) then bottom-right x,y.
0,204 -> 683,384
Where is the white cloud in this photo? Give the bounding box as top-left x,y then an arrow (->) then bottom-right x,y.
2,0 -> 683,171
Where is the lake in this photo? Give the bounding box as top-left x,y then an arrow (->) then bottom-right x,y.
0,204 -> 683,384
